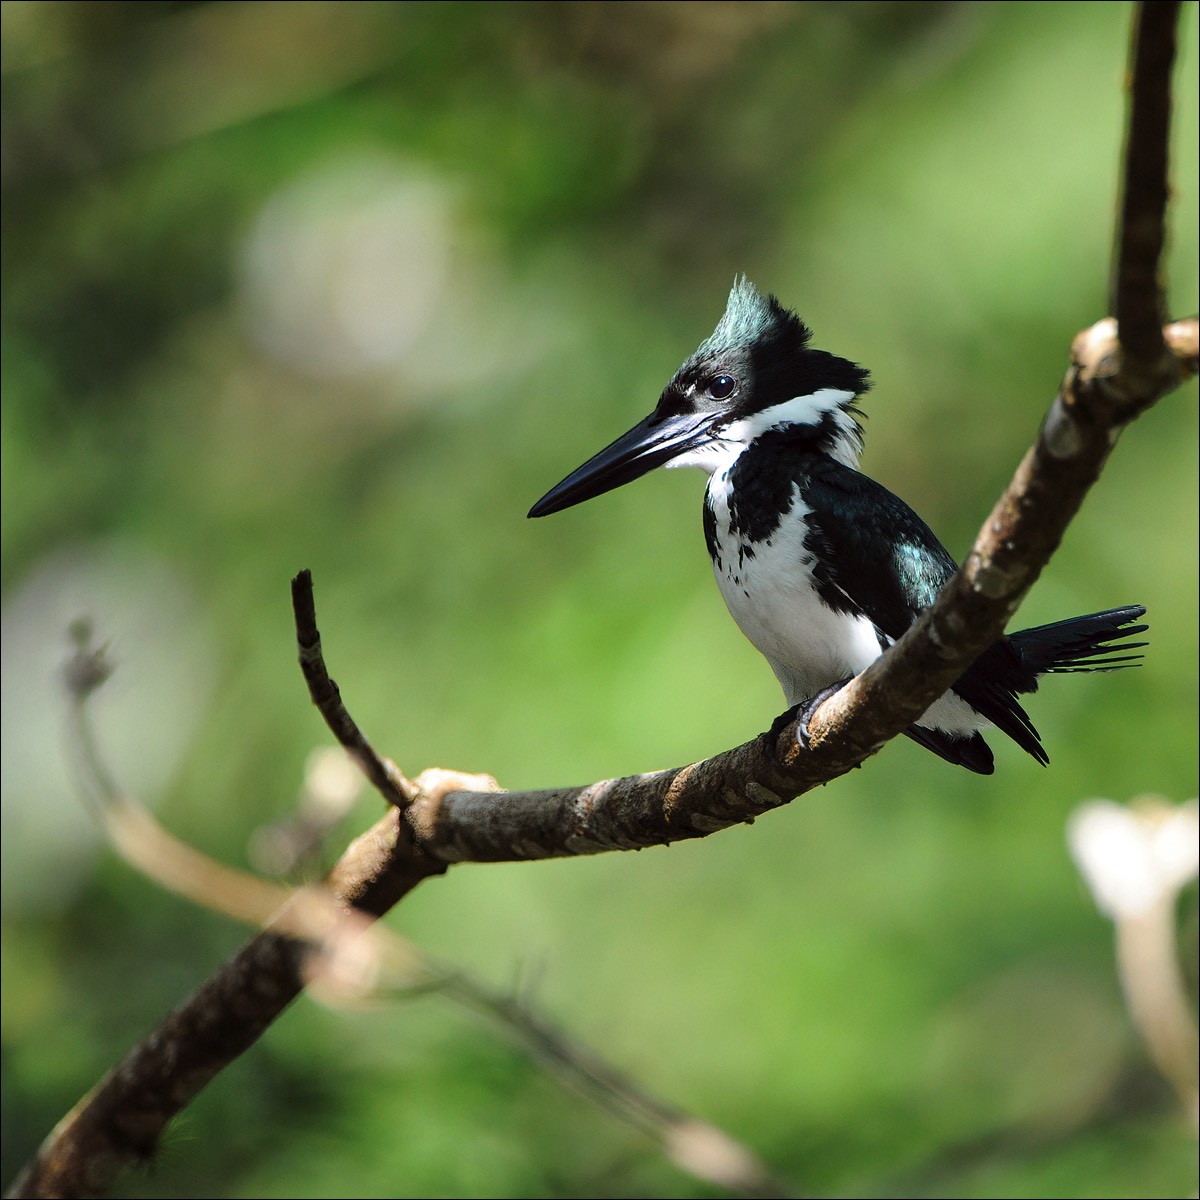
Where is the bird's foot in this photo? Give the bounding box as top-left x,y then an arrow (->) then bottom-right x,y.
765,704 -> 803,741
796,679 -> 853,750
766,679 -> 854,750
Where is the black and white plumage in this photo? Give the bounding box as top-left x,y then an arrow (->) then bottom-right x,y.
529,279 -> 1147,774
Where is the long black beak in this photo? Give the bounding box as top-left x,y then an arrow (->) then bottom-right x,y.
528,409 -> 711,517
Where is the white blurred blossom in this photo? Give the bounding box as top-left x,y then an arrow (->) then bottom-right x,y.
1067,798 -> 1199,920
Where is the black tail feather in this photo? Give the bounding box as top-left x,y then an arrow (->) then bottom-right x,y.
947,605 -> 1148,770
1011,605 -> 1149,676
904,725 -> 997,774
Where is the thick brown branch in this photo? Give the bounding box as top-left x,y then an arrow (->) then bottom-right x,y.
14,643 -> 777,1199
10,6 -> 1195,1196
398,2 -> 1198,857
24,114 -> 1195,1200
808,313 -> 1197,760
404,315 -> 1197,862
7,767 -> 441,1198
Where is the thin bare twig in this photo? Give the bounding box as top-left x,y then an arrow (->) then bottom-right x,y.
292,571 -> 418,808
1112,0 -> 1178,361
440,970 -> 795,1198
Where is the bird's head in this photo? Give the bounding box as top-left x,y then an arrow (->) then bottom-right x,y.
529,278 -> 870,518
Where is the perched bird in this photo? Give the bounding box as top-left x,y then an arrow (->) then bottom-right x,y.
528,279 -> 1147,774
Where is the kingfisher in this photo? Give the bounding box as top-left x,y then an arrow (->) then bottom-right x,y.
528,278 -> 1147,774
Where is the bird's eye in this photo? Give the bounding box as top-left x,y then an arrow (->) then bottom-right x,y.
705,374 -> 737,401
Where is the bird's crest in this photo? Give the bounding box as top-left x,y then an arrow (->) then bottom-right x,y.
694,276 -> 814,362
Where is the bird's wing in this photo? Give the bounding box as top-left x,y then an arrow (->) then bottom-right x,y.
798,456 -> 958,640
800,456 -> 1051,763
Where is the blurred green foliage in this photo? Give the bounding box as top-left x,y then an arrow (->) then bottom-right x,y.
2,2 -> 1197,1197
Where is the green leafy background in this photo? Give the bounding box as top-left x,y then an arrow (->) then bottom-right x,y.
2,3 -> 1196,1196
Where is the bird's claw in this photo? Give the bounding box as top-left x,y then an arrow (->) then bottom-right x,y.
766,678 -> 854,750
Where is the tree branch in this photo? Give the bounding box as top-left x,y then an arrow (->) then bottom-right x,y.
8,708 -> 436,1198
398,1 -> 1199,853
17,636 -> 794,1199
399,309 -> 1197,858
1112,0 -> 1178,361
291,572 -> 419,811
8,3 -> 1197,1196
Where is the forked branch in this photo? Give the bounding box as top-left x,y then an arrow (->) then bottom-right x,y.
8,3 -> 1196,1197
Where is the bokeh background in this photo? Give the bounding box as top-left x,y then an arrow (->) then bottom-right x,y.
2,2 -> 1197,1196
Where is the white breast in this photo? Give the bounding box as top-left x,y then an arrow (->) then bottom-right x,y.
704,467 -> 986,737
705,469 -> 883,706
